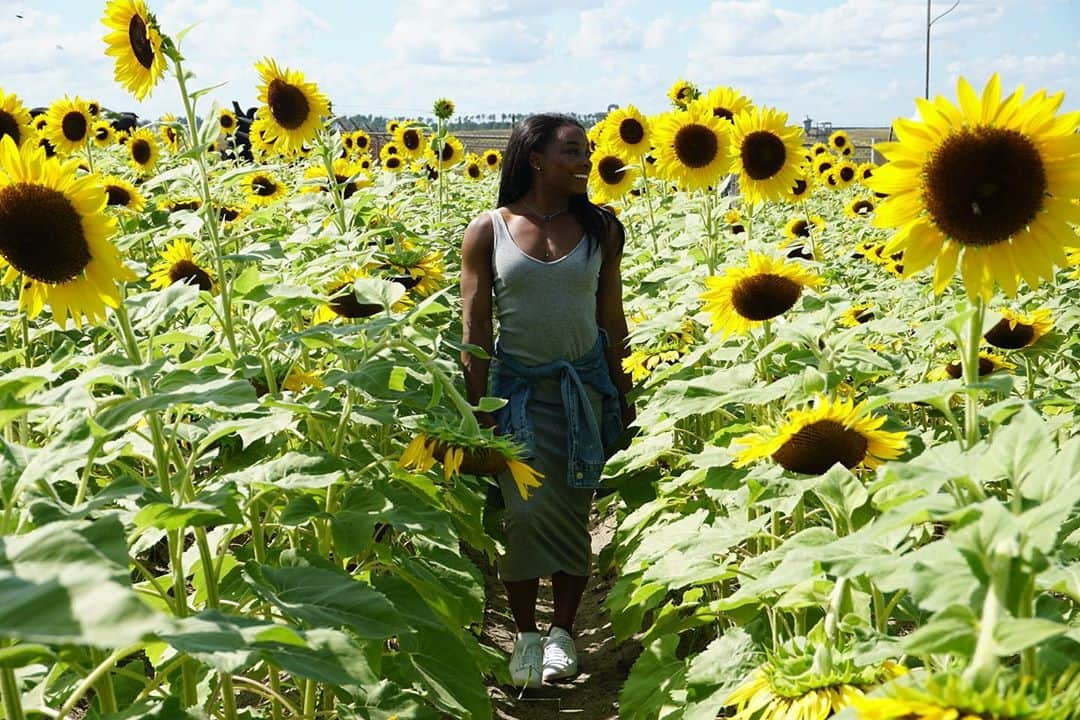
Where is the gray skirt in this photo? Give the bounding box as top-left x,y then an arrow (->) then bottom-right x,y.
495,378 -> 601,581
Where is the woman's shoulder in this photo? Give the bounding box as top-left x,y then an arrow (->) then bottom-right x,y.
462,210 -> 497,252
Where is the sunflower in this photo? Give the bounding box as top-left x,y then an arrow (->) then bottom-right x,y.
126,127 -> 159,175
813,155 -> 835,177
482,148 -> 502,171
432,98 -> 455,121
652,105 -> 730,192
700,252 -> 823,337
158,196 -> 202,213
783,215 -> 826,242
393,124 -> 426,160
382,154 -> 405,173
870,74 -> 1080,300
735,395 -> 906,473
218,108 -> 237,135
852,673 -> 1074,720
217,203 -> 247,225
0,136 -> 134,328
242,171 -> 286,205
0,89 -> 32,148
586,122 -> 605,152
147,238 -> 215,292
667,78 -> 699,109
302,159 -> 369,199
810,142 -> 830,156
840,304 -> 876,327
91,120 -> 115,148
725,209 -> 746,234
350,130 -> 371,153
379,142 -> 401,163
380,244 -> 445,297
983,307 -> 1053,349
44,97 -> 92,155
931,350 -> 1015,380
281,368 -> 325,392
431,134 -> 465,169
727,659 -> 907,720
784,171 -> 814,203
101,175 -> 145,212
834,159 -> 859,188
385,120 -> 401,134
158,113 -> 181,153
313,267 -> 412,324
102,0 -> 167,101
588,144 -> 638,204
829,129 -> 852,154
823,170 -> 841,190
845,197 -> 876,218
702,85 -> 752,124
463,156 -> 484,182
604,105 -> 651,159
356,154 -> 373,172
729,107 -> 804,204
857,162 -> 876,183
253,57 -> 330,155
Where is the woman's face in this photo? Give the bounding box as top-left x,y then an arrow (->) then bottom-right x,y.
532,124 -> 591,195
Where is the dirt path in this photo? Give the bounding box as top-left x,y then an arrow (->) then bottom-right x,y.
475,498 -> 643,719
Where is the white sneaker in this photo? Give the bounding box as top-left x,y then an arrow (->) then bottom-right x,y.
508,631 -> 543,689
542,626 -> 578,681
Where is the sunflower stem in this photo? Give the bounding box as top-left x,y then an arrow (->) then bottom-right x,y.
57,644 -> 142,720
317,130 -> 348,235
396,338 -> 481,436
84,139 -> 96,176
168,53 -> 239,359
961,298 -> 986,448
638,157 -> 659,256
1,663 -> 25,720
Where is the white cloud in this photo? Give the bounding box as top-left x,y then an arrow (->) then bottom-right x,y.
567,0 -> 642,59
643,15 -> 674,50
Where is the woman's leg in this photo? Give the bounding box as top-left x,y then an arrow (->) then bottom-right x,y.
504,577 -> 541,633
550,570 -> 589,634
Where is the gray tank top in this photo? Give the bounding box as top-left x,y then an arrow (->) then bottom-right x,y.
490,209 -> 602,366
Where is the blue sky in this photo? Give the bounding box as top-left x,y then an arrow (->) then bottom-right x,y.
1,0 -> 1076,126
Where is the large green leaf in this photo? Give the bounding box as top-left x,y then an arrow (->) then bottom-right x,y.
157,609 -> 304,672
620,634 -> 687,720
0,517 -> 165,646
134,483 -> 243,531
243,563 -> 408,639
96,369 -> 259,430
683,628 -> 756,720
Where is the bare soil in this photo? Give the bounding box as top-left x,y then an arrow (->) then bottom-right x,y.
473,500 -> 643,719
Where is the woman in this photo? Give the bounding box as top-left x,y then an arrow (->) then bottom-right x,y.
459,113 -> 635,689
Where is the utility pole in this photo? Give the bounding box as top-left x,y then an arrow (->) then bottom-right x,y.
925,0 -> 961,98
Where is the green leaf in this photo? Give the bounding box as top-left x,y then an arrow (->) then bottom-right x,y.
811,465 -> 868,531
258,627 -> 379,687
223,451 -> 343,489
101,697 -> 201,719
353,276 -> 406,309
902,604 -> 977,656
620,634 -> 687,720
992,617 -> 1067,655
243,563 -> 408,639
97,370 -> 258,430
158,609 -> 304,672
279,494 -> 327,526
0,517 -> 165,647
134,484 -> 243,531
683,628 -> 755,720
475,396 -> 507,412
388,365 -> 408,392
978,406 -> 1054,495
0,643 -> 55,669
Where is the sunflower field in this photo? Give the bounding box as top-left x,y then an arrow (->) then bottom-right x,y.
1,2 -> 1079,719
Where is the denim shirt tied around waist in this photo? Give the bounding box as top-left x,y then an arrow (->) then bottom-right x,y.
490,329 -> 623,490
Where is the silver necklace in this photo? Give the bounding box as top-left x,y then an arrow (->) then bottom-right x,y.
519,201 -> 569,259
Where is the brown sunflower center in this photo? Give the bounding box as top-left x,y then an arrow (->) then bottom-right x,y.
598,156 -> 624,185
619,118 -> 644,145
131,139 -> 151,164
772,419 -> 869,474
673,124 -> 718,168
731,273 -> 803,321
402,128 -> 421,150
328,283 -> 382,318
38,137 -> 56,157
356,136 -> 369,149
168,259 -> 213,291
945,356 -> 998,379
219,206 -> 242,222
485,153 -> 498,166
95,126 -> 110,141
923,127 -> 1046,247
791,178 -> 809,196
221,114 -> 235,129
439,143 -> 453,161
105,185 -> 131,206
713,107 -> 734,122
169,200 -> 200,212
790,220 -> 810,237
0,182 -> 91,284
852,200 -> 874,215
833,135 -> 847,148
741,131 -> 786,180
853,308 -> 875,323
984,319 -> 1035,349
128,13 -> 155,69
467,164 -> 481,179
0,111 -> 22,146
251,176 -> 277,196
62,111 -> 87,142
839,166 -> 856,182
387,157 -> 402,170
267,78 -> 310,130
861,166 -> 874,180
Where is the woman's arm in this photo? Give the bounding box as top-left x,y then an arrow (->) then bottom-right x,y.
460,213 -> 497,429
596,216 -> 636,428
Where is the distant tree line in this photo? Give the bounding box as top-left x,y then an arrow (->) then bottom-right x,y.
338,111 -> 611,132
